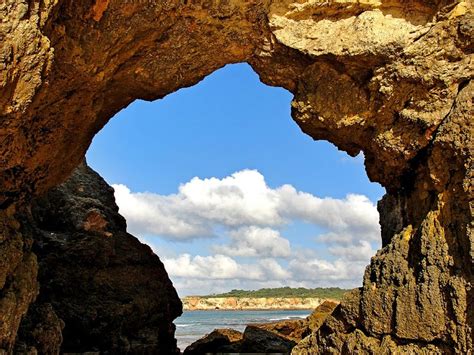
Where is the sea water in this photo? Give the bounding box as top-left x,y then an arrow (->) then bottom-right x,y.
175,309 -> 311,351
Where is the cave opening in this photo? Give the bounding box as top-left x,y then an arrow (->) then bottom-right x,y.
85,63 -> 385,349
2,2 -> 470,353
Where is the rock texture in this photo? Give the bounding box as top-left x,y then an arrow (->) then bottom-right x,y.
14,162 -> 182,354
184,300 -> 339,354
14,303 -> 64,355
183,328 -> 244,354
184,323 -> 299,354
0,207 -> 38,353
0,0 -> 472,353
182,296 -> 323,310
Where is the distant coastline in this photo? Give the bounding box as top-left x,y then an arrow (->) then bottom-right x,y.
182,296 -> 325,311
181,287 -> 348,311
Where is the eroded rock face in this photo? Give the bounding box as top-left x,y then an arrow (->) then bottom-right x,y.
14,303 -> 64,355
0,207 -> 38,352
15,162 -> 182,354
0,0 -> 472,353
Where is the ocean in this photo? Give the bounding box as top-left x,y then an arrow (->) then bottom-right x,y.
175,309 -> 311,351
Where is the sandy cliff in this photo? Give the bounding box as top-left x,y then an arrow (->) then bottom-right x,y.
183,297 -> 323,310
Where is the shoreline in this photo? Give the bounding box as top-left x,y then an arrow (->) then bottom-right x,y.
181,308 -> 317,311
181,296 -> 340,312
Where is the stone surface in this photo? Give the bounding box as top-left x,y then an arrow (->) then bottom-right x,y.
0,217 -> 38,353
183,328 -> 244,355
241,325 -> 297,353
254,318 -> 309,343
15,162 -> 182,354
14,303 -> 64,355
184,324 -> 297,354
0,0 -> 472,353
305,300 -> 339,334
185,300 -> 339,354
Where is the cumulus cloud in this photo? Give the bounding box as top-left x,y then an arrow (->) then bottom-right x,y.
162,254 -> 291,281
288,257 -> 367,282
163,253 -> 263,280
113,184 -> 211,238
113,169 -> 379,241
277,186 -> 380,241
259,258 -> 292,280
163,252 -> 370,295
212,226 -> 291,258
113,170 -> 283,239
328,240 -> 376,262
114,169 -> 382,294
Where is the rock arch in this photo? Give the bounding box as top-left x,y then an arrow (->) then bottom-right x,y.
0,0 -> 472,353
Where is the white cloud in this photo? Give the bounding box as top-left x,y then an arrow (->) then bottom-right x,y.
164,252 -> 371,296
113,169 -> 380,241
179,171 -> 282,227
288,257 -> 367,282
163,253 -> 263,280
277,186 -> 380,240
259,258 -> 292,280
212,226 -> 291,258
113,184 -> 211,238
328,240 -> 376,262
162,254 -> 292,281
113,170 -> 382,294
113,170 -> 284,240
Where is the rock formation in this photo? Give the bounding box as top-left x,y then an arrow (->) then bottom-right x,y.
14,162 -> 182,353
0,0 -> 472,353
182,296 -> 324,310
184,324 -> 299,354
183,328 -> 245,354
184,300 -> 339,354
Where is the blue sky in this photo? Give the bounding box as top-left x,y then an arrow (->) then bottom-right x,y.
87,63 -> 385,296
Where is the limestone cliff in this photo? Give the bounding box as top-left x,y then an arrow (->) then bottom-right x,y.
0,0 -> 472,353
183,297 -> 323,310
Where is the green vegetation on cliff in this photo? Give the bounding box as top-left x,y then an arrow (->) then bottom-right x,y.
202,287 -> 349,300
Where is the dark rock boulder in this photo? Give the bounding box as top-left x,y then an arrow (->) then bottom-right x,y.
15,162 -> 182,354
183,328 -> 244,355
184,326 -> 296,355
253,318 -> 309,343
240,325 -> 296,353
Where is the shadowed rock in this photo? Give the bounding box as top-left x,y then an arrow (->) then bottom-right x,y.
183,328 -> 244,355
15,162 -> 182,354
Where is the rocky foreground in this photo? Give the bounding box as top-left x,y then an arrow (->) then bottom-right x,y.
14,163 -> 182,354
183,300 -> 339,354
182,297 -> 324,311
